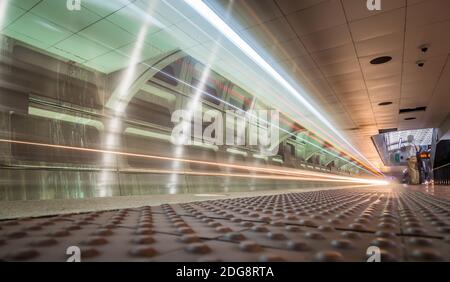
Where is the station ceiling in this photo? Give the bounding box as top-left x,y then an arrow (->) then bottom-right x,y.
205,0 -> 450,170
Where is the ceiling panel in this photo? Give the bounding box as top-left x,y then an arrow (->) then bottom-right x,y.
349,8 -> 405,42
5,12 -> 72,49
311,44 -> 357,66
286,0 -> 346,36
301,24 -> 352,53
82,0 -> 134,17
10,0 -> 41,10
55,34 -> 111,61
79,20 -> 135,50
106,4 -> 163,39
242,17 -> 297,47
31,0 -> 102,33
275,0 -> 327,15
0,4 -> 26,30
407,0 -> 450,29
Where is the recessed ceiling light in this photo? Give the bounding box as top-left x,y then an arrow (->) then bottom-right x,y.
404,117 -> 417,121
370,56 -> 392,65
378,102 -> 393,106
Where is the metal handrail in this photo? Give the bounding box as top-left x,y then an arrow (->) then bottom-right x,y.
433,162 -> 450,171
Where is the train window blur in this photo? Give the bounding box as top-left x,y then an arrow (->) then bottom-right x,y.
226,84 -> 253,112
190,61 -> 224,106
154,65 -> 178,87
153,58 -> 184,87
126,98 -> 172,127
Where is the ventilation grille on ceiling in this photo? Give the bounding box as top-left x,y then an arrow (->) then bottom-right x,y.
399,107 -> 427,114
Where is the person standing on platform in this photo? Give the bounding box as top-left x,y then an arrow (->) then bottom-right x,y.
406,135 -> 420,185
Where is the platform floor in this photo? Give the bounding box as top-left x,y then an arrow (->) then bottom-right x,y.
0,184 -> 449,262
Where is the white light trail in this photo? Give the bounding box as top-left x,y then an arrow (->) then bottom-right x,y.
183,0 -> 382,175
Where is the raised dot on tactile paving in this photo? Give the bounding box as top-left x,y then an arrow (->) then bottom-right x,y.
207,222 -> 221,228
367,249 -> 398,262
135,228 -> 154,235
405,227 -> 426,235
348,223 -> 367,231
287,240 -> 309,251
328,219 -> 341,225
3,220 -> 19,226
178,234 -> 202,243
410,249 -> 443,261
197,257 -> 222,262
259,216 -> 271,222
318,225 -> 334,232
216,226 -> 232,233
138,222 -> 153,228
430,220 -> 446,227
259,255 -> 285,262
299,219 -> 316,226
239,241 -> 263,252
355,218 -> 369,224
305,232 -> 325,240
129,246 -> 158,258
437,227 -> 450,234
370,238 -> 398,249
29,238 -> 58,247
173,222 -> 187,228
374,231 -> 396,239
378,222 -> 397,230
408,238 -> 433,247
270,221 -> 285,227
82,237 -> 108,246
23,225 -> 42,231
266,232 -> 287,240
7,249 -> 39,261
6,231 -> 27,239
47,230 -> 70,237
314,251 -> 343,262
340,231 -> 362,240
240,221 -> 254,227
285,225 -> 301,232
285,215 -> 298,220
444,236 -> 450,244
131,236 -> 155,245
92,229 -> 114,236
224,232 -> 246,241
185,243 -> 211,254
250,225 -> 269,233
331,239 -> 354,250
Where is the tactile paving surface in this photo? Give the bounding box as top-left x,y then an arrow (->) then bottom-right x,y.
0,187 -> 449,262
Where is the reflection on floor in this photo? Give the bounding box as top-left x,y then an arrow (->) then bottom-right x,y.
0,185 -> 449,262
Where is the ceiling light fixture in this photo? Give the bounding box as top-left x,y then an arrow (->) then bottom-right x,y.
370,56 -> 392,65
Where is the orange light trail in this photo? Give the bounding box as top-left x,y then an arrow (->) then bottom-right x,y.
0,138 -> 388,185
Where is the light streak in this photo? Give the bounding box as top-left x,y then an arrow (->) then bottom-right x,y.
75,1 -> 379,176
183,0 -> 382,175
0,138 -> 388,186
